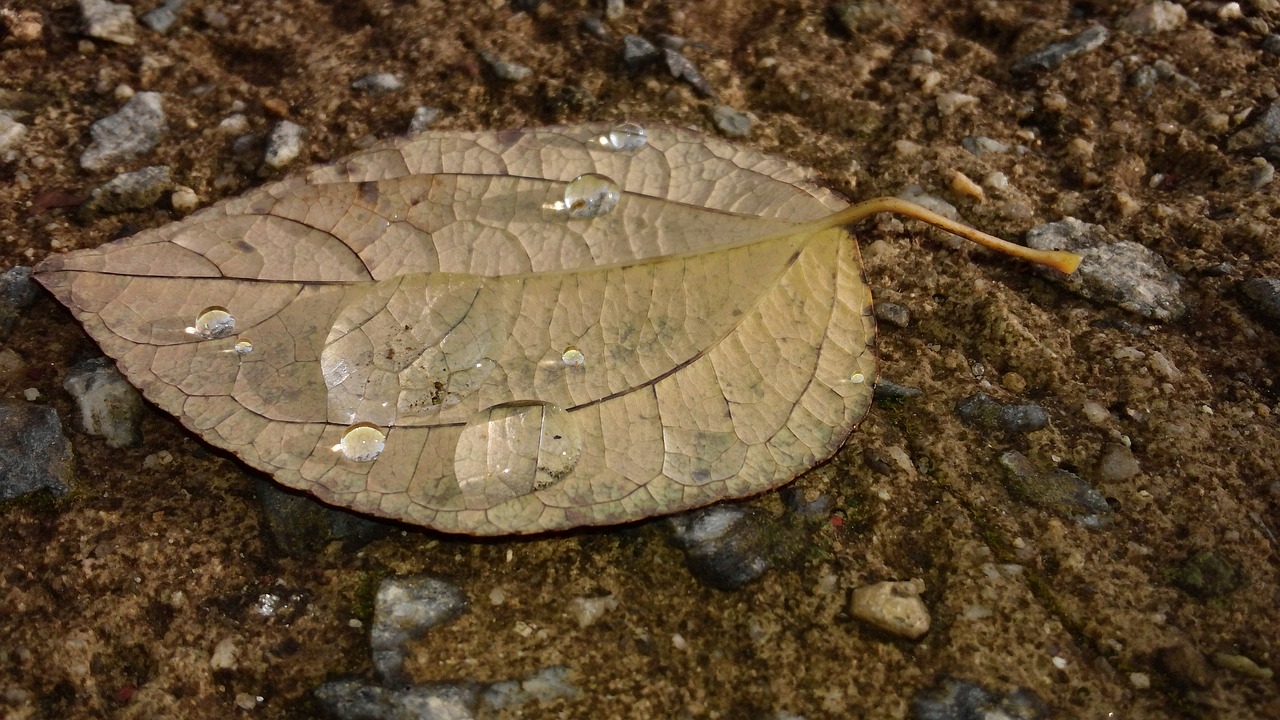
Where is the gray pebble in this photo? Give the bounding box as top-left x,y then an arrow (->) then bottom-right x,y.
1025,217 -> 1187,322
483,666 -> 578,709
83,165 -> 173,215
1096,443 -> 1141,482
139,0 -> 189,33
961,136 -> 1013,155
79,92 -> 166,171
407,106 -> 440,135
0,266 -> 37,342
0,112 -> 28,156
668,505 -> 775,590
1263,34 -> 1280,56
1011,25 -> 1108,74
480,51 -> 532,82
0,402 -> 73,501
352,72 -> 404,95
831,3 -> 901,36
1117,1 -> 1187,35
263,120 -> 306,170
1249,157 -> 1275,190
999,451 -> 1113,527
622,35 -> 660,71
664,48 -> 713,97
779,486 -> 834,517
80,0 -> 136,45
898,185 -> 959,220
256,479 -> 392,557
955,392 -> 1049,434
1129,65 -> 1159,89
873,379 -> 923,406
314,679 -> 482,720
874,301 -> 910,328
62,357 -> 145,448
913,676 -> 1049,720
1241,278 -> 1280,331
580,17 -> 610,41
711,104 -> 752,139
372,575 -> 467,683
1229,102 -> 1280,153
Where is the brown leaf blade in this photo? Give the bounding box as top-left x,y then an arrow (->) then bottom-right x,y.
36,123 -> 877,535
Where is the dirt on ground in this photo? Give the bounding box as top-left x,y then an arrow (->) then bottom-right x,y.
1,1 -> 1278,718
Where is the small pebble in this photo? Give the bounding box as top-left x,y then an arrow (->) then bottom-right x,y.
0,266 -> 37,341
579,17 -> 609,41
947,170 -> 985,202
170,185 -> 199,213
80,92 -> 166,171
351,72 -> 403,95
831,2 -> 902,36
849,579 -> 931,639
913,677 -> 1049,720
622,34 -> 660,70
668,505 -> 777,590
936,92 -> 978,116
1012,25 -> 1108,74
315,679 -> 481,720
139,0 -> 189,33
1249,157 -> 1275,190
1118,1 -> 1188,35
83,166 -> 173,215
1263,34 -> 1280,57
779,486 -> 835,516
1025,218 -> 1187,322
565,595 -> 618,628
256,479 -> 390,557
1227,101 -> 1280,152
480,51 -> 532,82
1170,550 -> 1240,599
962,136 -> 1012,155
0,112 -> 28,155
872,379 -> 923,406
1241,278 -> 1280,331
874,301 -> 910,328
711,105 -> 752,138
1156,642 -> 1213,688
263,120 -> 305,170
371,575 -> 468,683
955,392 -> 1049,434
62,357 -> 145,448
209,637 -> 238,671
408,106 -> 440,134
999,451 -> 1113,527
0,403 -> 73,501
1096,443 -> 1141,482
664,48 -> 713,97
604,0 -> 625,21
80,0 -> 136,45
0,8 -> 43,43
1081,401 -> 1111,425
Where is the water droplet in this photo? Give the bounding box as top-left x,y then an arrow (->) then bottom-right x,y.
850,372 -> 866,384
598,122 -> 647,152
187,307 -> 236,340
562,173 -> 620,219
233,339 -> 254,355
454,402 -> 583,507
336,423 -> 386,462
561,345 -> 585,366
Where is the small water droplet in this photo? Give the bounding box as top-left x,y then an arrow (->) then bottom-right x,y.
562,173 -> 620,219
233,339 -> 254,355
850,372 -> 866,384
336,423 -> 386,462
187,307 -> 236,340
455,402 -> 583,507
561,345 -> 585,366
598,122 -> 647,152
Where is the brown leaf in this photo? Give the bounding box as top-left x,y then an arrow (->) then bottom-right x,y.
33,123 -> 924,534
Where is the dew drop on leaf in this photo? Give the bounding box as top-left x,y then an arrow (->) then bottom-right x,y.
561,346 -> 585,366
233,339 -> 254,355
337,423 -> 386,462
188,307 -> 235,340
562,173 -> 620,219
455,402 -> 583,506
599,122 -> 647,152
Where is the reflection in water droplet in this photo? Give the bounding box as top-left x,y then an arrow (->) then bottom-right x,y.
233,339 -> 254,355
336,423 -> 386,462
850,372 -> 866,384
187,307 -> 236,339
561,346 -> 585,366
597,122 -> 647,152
455,402 -> 583,507
563,173 -> 620,219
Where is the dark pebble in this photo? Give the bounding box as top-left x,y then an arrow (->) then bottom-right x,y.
1241,278 -> 1280,331
622,35 -> 660,71
1169,550 -> 1240,600
371,575 -> 468,683
1012,25 -> 1108,74
0,266 -> 37,341
874,301 -> 910,328
314,679 -> 482,720
873,380 -> 924,407
1156,642 -> 1213,689
664,48 -> 713,97
779,485 -> 834,517
667,505 -> 777,590
256,479 -> 392,557
0,402 -> 73,501
913,676 -> 1049,720
999,451 -> 1112,527
955,392 -> 1048,434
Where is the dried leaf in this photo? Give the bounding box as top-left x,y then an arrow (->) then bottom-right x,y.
35,123 -> 1075,535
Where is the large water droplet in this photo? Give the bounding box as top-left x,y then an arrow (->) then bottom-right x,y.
562,173 -> 620,219
598,122 -> 647,152
454,402 -> 583,507
561,345 -> 585,366
188,307 -> 236,340
336,423 -> 386,462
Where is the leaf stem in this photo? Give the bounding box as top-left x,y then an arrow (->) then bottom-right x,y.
825,196 -> 1082,275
